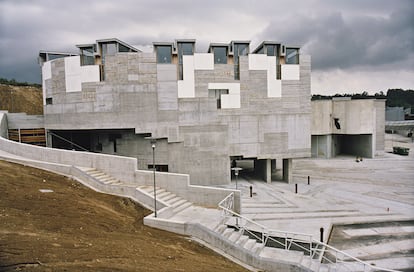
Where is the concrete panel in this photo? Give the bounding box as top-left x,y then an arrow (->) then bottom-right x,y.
42,61 -> 52,105
287,114 -> 311,150
248,54 -> 268,70
194,53 -> 214,70
177,55 -> 195,98
80,65 -> 100,83
281,65 -> 300,80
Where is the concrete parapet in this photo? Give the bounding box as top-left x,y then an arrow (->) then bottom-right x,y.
134,169 -> 241,213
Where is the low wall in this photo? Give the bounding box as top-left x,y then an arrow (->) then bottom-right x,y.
6,112 -> 45,129
135,170 -> 240,212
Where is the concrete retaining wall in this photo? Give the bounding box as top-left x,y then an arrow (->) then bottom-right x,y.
143,218 -> 306,272
6,112 -> 45,129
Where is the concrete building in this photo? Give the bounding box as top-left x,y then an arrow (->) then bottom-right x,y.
311,97 -> 385,158
40,38 -> 311,185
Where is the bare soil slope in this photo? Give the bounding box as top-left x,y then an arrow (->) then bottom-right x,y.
0,160 -> 247,272
0,84 -> 43,115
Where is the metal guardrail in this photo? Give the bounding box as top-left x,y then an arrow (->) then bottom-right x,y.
218,193 -> 400,272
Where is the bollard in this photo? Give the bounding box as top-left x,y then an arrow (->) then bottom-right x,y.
320,227 -> 324,243
308,176 -> 310,185
295,183 -> 298,194
249,186 -> 253,197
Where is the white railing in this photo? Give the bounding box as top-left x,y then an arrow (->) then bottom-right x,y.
218,193 -> 401,272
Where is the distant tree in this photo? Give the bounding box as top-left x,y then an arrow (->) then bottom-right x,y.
0,77 -> 41,88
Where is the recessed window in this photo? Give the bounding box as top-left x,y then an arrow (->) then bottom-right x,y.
213,47 -> 228,64
80,47 -> 95,66
209,89 -> 229,109
118,43 -> 131,52
156,46 -> 172,64
233,43 -> 249,80
178,42 -> 194,79
286,48 -> 299,64
46,97 -> 53,105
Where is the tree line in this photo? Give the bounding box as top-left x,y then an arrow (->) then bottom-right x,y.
312,89 -> 414,111
0,77 -> 41,88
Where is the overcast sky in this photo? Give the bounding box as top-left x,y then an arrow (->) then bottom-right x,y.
0,0 -> 413,95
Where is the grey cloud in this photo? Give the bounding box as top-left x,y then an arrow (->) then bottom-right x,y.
258,2 -> 414,71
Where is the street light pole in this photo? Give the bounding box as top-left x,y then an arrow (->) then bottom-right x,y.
152,141 -> 157,218
231,166 -> 243,228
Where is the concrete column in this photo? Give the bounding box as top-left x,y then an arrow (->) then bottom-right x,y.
326,135 -> 332,159
265,159 -> 271,183
255,159 -> 271,183
283,158 -> 292,183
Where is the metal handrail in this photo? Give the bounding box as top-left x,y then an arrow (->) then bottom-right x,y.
218,193 -> 400,272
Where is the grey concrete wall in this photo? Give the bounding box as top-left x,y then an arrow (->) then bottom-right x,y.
43,50 -> 312,185
375,100 -> 385,155
6,113 -> 44,129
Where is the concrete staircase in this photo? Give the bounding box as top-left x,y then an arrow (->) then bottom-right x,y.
136,185 -> 193,218
78,167 -> 193,219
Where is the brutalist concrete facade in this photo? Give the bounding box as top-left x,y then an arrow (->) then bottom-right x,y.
41,39 -> 311,185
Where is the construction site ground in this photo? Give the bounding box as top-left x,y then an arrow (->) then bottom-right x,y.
0,160 -> 248,272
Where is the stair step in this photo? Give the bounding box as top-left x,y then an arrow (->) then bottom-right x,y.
157,191 -> 172,199
103,178 -> 118,184
90,172 -> 107,178
172,202 -> 192,214
137,186 -> 153,192
252,243 -> 265,255
160,193 -> 177,202
300,256 -> 311,268
166,197 -> 181,205
222,228 -> 234,238
318,264 -> 330,272
310,259 -> 321,271
260,247 -> 304,264
215,224 -> 227,234
243,239 -> 257,250
236,235 -> 249,246
228,230 -> 243,242
171,199 -> 187,208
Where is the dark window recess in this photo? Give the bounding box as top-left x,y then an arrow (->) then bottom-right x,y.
109,134 -> 122,153
118,43 -> 130,52
80,47 -> 95,66
178,42 -> 194,80
233,43 -> 248,80
147,164 -> 169,172
156,46 -> 172,64
46,97 -> 53,105
209,89 -> 229,109
286,48 -> 299,64
95,143 -> 103,151
334,118 -> 341,129
213,47 -> 228,64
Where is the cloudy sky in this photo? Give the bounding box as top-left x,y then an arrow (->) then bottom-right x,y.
0,0 -> 413,95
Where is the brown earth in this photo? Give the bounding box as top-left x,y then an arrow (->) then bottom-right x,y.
0,84 -> 43,115
0,160 -> 247,272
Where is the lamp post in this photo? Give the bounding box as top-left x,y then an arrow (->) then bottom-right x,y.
145,137 -> 158,218
231,167 -> 242,228
231,167 -> 243,190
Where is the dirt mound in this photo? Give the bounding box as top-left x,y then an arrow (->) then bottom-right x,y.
0,160 -> 247,271
0,84 -> 43,115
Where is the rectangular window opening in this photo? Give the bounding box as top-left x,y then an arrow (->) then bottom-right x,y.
213,47 -> 228,64
46,97 -> 53,105
209,89 -> 229,109
156,45 -> 172,64
286,48 -> 299,64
